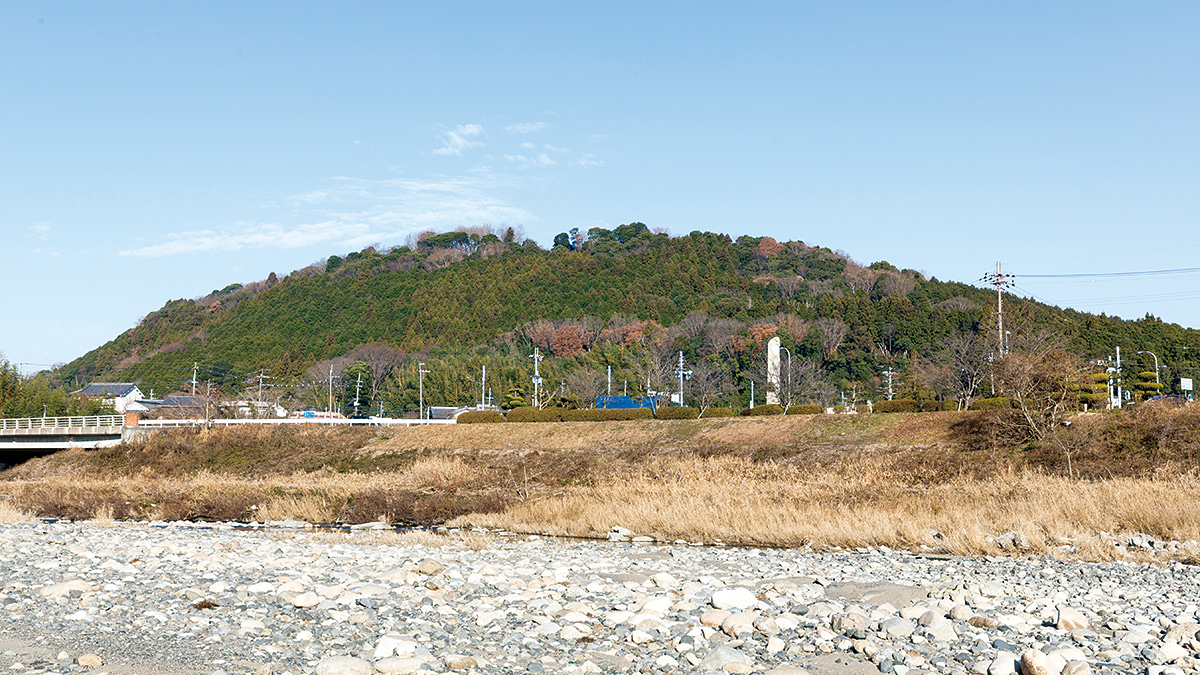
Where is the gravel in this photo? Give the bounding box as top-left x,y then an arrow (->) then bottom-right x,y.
1,520 -> 1198,675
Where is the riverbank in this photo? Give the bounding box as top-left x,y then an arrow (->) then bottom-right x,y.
2,409 -> 1199,561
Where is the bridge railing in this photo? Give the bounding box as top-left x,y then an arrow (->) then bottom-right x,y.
0,415 -> 126,431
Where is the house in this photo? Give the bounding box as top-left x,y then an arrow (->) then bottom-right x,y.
143,394 -> 209,419
72,382 -> 145,413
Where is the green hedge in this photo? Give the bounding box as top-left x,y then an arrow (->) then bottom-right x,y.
701,407 -> 736,418
590,408 -> 653,421
856,404 -> 872,414
506,406 -> 537,422
969,397 -> 1012,411
656,406 -> 700,420
533,408 -> 566,422
457,410 -> 507,424
875,399 -> 919,413
786,404 -> 822,415
742,404 -> 784,416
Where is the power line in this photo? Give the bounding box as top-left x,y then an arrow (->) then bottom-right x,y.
1016,266 -> 1200,280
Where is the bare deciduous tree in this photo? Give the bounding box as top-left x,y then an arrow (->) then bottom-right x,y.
564,369 -> 606,409
919,332 -> 990,410
688,362 -> 733,413
991,330 -> 1089,476
814,318 -> 848,360
344,343 -> 407,398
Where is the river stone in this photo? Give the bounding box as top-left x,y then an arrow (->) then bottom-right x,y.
417,559 -> 444,576
1062,661 -> 1093,675
374,657 -> 425,675
712,588 -> 758,610
444,655 -> 476,670
1020,649 -> 1054,675
76,654 -> 103,668
833,613 -> 872,632
700,646 -> 752,671
702,609 -> 732,627
880,617 -> 916,638
1056,606 -> 1089,631
314,656 -> 373,675
291,591 -> 321,608
988,654 -> 1020,675
38,579 -> 93,598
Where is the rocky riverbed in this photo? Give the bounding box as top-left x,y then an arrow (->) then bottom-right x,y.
0,520 -> 1197,675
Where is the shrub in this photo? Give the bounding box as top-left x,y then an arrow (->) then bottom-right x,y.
970,397 -> 1011,411
457,411 -> 506,424
701,407 -> 736,418
742,404 -> 784,416
940,400 -> 960,411
856,405 -> 872,414
563,409 -> 592,422
506,406 -> 537,423
594,408 -> 653,421
832,405 -> 847,414
656,406 -> 700,420
875,399 -> 919,413
786,404 -> 822,415
533,408 -> 566,422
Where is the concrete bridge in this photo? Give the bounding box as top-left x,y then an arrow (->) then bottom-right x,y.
0,415 -> 132,451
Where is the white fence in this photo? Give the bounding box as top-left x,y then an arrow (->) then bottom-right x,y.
135,417 -> 455,428
0,415 -> 125,431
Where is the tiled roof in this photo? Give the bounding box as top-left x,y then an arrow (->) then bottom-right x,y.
75,382 -> 139,397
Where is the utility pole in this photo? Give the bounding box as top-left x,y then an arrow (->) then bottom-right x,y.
480,365 -> 486,407
191,362 -> 199,396
418,362 -> 430,420
674,351 -> 692,407
529,347 -> 544,408
352,373 -> 363,417
256,369 -> 270,408
328,364 -> 335,414
981,262 -> 1014,355
607,365 -> 612,397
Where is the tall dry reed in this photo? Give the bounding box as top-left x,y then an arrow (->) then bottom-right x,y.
455,455 -> 1200,559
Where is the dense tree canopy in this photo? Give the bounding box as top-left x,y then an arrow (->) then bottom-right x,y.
25,226 -> 1200,416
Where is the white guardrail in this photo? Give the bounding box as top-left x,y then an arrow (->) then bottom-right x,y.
0,415 -> 456,431
135,417 -> 456,427
0,415 -> 125,431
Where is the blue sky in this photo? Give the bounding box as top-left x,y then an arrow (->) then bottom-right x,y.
3,2 -> 1199,372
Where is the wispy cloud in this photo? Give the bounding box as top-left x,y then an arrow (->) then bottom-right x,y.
120,176 -> 534,258
505,121 -> 547,134
573,154 -> 604,168
29,222 -> 51,239
503,153 -> 556,169
432,123 -> 485,156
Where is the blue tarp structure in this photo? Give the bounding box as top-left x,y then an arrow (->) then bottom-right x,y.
594,395 -> 666,410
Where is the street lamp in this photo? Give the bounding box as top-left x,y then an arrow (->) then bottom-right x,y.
1136,350 -> 1161,384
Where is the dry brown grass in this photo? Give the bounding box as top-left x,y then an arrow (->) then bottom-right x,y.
455,455 -> 1200,560
7,409 -> 1200,562
0,458 -> 505,526
0,499 -> 34,523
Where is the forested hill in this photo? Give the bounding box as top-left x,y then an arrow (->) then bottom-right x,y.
53,225 -> 1200,411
